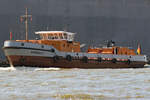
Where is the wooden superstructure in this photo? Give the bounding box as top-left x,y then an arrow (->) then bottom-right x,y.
16,31 -> 138,55
16,31 -> 80,52
87,40 -> 136,55
87,47 -> 136,55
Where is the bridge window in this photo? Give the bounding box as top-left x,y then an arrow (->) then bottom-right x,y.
55,36 -> 58,39
60,36 -> 63,39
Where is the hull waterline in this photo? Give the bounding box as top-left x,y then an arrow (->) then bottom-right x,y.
6,55 -> 146,69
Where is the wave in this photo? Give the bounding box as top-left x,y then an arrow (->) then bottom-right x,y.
0,67 -> 16,71
34,68 -> 61,71
144,64 -> 150,68
0,66 -> 61,71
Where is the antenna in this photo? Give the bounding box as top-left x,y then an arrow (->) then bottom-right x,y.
20,8 -> 32,40
63,0 -> 70,31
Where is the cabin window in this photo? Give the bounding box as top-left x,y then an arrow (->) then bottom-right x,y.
60,36 -> 63,39
48,36 -> 51,39
63,44 -> 65,47
67,44 -> 69,47
64,34 -> 67,39
50,36 -> 52,39
55,36 -> 58,39
43,35 -> 46,39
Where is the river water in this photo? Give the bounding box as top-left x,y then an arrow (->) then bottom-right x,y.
0,67 -> 150,100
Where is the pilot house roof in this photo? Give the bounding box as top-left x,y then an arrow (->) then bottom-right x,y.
35,31 -> 76,41
35,31 -> 76,35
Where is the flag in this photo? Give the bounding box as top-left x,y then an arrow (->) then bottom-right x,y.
30,17 -> 32,22
137,43 -> 141,55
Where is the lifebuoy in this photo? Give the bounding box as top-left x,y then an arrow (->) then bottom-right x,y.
53,55 -> 59,62
66,55 -> 72,61
82,56 -> 88,63
112,58 -> 117,63
51,49 -> 55,53
127,59 -> 131,65
97,57 -> 102,62
20,56 -> 26,64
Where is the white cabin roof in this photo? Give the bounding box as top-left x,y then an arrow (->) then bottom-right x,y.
35,31 -> 76,41
35,31 -> 76,35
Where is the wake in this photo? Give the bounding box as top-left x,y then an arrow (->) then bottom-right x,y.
0,67 -> 16,71
35,67 -> 61,71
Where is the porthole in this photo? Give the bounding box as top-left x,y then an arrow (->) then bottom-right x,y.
41,45 -> 44,48
21,43 -> 24,46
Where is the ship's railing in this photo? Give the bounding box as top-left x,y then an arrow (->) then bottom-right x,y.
59,51 -> 147,62
4,40 -> 148,62
4,40 -> 59,53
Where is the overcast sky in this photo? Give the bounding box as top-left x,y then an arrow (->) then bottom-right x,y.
0,0 -> 150,57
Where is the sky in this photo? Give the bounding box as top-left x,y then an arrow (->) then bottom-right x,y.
0,0 -> 150,58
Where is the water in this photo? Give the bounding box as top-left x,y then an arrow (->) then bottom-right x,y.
0,67 -> 150,100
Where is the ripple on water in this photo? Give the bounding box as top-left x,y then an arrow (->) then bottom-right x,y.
52,94 -> 108,100
0,67 -> 16,71
0,67 -> 150,99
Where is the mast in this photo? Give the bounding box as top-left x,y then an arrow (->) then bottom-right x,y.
20,8 -> 32,40
25,8 -> 28,40
63,0 -> 70,31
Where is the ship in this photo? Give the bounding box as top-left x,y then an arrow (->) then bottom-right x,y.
3,30 -> 148,68
3,9 -> 148,68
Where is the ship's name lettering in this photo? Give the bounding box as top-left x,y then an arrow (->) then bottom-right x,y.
30,51 -> 43,54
